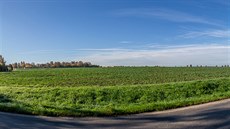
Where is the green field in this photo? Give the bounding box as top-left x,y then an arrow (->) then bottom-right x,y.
0,67 -> 230,116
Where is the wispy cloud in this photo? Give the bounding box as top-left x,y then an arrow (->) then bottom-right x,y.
180,29 -> 230,38
212,0 -> 230,6
79,44 -> 230,66
17,44 -> 230,66
74,48 -> 128,51
119,41 -> 132,44
17,48 -> 130,55
115,8 -> 222,26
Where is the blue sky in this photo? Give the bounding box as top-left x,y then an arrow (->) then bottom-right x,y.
0,0 -> 229,66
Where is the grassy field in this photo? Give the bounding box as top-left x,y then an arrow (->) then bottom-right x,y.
0,67 -> 230,116
1,67 -> 230,87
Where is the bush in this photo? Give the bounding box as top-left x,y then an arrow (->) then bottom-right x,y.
0,65 -> 12,72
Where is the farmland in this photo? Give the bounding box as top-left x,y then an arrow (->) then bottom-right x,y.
0,67 -> 230,116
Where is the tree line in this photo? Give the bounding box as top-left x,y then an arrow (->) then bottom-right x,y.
11,61 -> 99,69
0,55 -> 99,72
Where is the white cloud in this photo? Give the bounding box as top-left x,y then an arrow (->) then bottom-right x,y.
212,0 -> 230,6
16,44 -> 230,66
119,41 -> 132,44
180,30 -> 230,38
115,8 -> 222,26
74,48 -> 128,51
18,48 -> 129,55
79,44 -> 230,66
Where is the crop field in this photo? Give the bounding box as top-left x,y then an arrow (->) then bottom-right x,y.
0,67 -> 230,116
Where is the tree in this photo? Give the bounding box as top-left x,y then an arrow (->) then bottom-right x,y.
20,61 -> 25,69
0,55 -> 8,72
78,61 -> 84,67
7,64 -> 13,72
0,55 -> 6,66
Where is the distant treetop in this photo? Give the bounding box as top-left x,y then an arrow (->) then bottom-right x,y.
10,60 -> 100,69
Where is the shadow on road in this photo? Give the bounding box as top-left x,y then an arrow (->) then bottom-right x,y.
107,108 -> 230,129
0,112 -> 87,129
0,106 -> 229,129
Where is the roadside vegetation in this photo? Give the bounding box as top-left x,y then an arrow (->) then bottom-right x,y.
0,67 -> 230,116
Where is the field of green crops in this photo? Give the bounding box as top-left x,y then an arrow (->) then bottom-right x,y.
1,67 -> 230,87
0,67 -> 230,116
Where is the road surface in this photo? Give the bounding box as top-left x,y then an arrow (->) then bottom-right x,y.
0,99 -> 229,129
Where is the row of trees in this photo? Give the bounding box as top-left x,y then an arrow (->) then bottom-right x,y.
10,61 -> 99,69
186,64 -> 230,67
0,55 -> 99,71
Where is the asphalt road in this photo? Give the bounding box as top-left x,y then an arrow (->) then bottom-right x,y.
0,99 -> 229,129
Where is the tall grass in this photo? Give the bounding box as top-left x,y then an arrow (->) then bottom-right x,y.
0,77 -> 229,116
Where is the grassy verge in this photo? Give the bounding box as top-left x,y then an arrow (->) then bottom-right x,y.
0,78 -> 230,116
